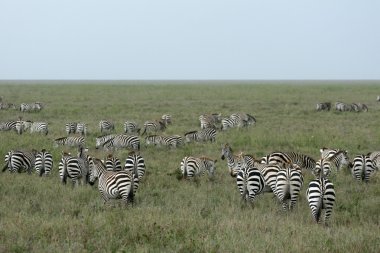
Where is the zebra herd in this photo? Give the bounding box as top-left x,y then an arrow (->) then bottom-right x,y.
316,101 -> 369,112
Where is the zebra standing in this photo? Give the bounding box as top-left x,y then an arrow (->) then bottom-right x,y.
199,113 -> 222,129
335,101 -> 352,112
140,120 -> 166,136
184,128 -> 217,143
316,102 -> 331,111
161,114 -> 172,125
20,102 -> 43,112
100,134 -> 140,151
99,120 -> 115,133
104,154 -> 122,171
88,157 -> 139,206
180,156 -> 217,179
124,121 -> 140,134
350,154 -> 376,183
254,163 -> 282,194
76,123 -> 88,136
24,121 -> 49,135
125,151 -> 146,180
261,151 -> 316,171
307,166 -> 336,225
54,136 -> 85,148
2,149 -> 37,173
0,120 -> 17,132
275,164 -> 304,211
65,122 -> 77,135
95,134 -> 117,149
367,151 -> 380,171
35,149 -> 53,176
59,151 -> 89,186
221,143 -> 255,177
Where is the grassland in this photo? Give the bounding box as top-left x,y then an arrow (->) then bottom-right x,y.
0,81 -> 379,253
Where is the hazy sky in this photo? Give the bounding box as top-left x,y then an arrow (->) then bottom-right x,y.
0,1 -> 379,80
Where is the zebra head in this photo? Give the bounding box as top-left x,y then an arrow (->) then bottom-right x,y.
88,157 -> 102,185
221,144 -> 232,160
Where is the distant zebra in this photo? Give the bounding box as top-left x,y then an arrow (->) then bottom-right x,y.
141,120 -> 166,136
20,102 -> 43,112
221,113 -> 256,131
99,120 -> 115,133
59,151 -> 89,186
367,151 -> 380,171
88,157 -> 139,206
65,122 -> 77,135
53,136 -> 85,148
101,134 -> 140,151
23,121 -> 49,135
351,103 -> 368,112
199,113 -> 222,129
180,156 -> 217,179
261,151 -> 316,171
124,121 -> 140,134
0,120 -> 19,133
307,168 -> 336,225
221,143 -> 255,177
145,135 -> 183,148
316,102 -> 331,111
35,149 -> 53,176
161,114 -> 172,125
2,149 -> 37,173
335,101 -> 352,112
254,163 -> 282,194
350,155 -> 376,183
104,154 -> 122,171
0,102 -> 16,110
184,128 -> 216,143
125,151 -> 146,180
275,164 -> 304,211
95,134 -> 117,149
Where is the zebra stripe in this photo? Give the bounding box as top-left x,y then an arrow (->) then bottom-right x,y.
184,128 -> 216,143
124,121 -> 141,134
221,143 -> 255,177
199,113 -> 221,129
367,151 -> 380,171
145,135 -> 183,148
275,164 -> 304,211
65,122 -> 77,135
351,155 -> 376,183
20,102 -> 43,112
27,122 -> 49,135
88,157 -> 139,206
316,102 -> 331,111
54,136 -> 85,148
101,134 -> 140,151
236,162 -> 265,204
35,149 -> 53,176
95,134 -> 117,149
105,154 -> 122,171
141,120 -> 166,136
180,156 -> 217,179
254,163 -> 282,194
59,151 -> 89,186
2,150 -> 37,173
125,152 -> 146,180
161,114 -> 172,125
261,152 -> 316,171
99,120 -> 115,133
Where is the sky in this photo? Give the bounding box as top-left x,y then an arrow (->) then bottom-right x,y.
0,0 -> 379,80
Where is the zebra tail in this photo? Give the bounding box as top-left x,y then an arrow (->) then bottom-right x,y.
62,164 -> 68,184
127,174 -> 135,206
39,167 -> 45,177
141,128 -> 147,136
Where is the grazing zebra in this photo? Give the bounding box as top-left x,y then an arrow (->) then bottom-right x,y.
145,135 -> 183,148
180,156 -> 217,179
221,143 -> 255,177
23,121 -> 49,135
161,114 -> 172,125
2,149 -> 37,173
351,103 -> 368,112
125,151 -> 146,180
254,163 -> 282,194
140,120 -> 166,136
20,102 -> 43,112
71,122 -> 88,136
53,136 -> 85,148
0,120 -> 17,132
199,113 -> 222,129
34,149 -> 53,176
335,101 -> 352,112
104,154 -> 122,171
307,167 -> 336,225
184,128 -> 217,143
65,122 -> 77,135
124,121 -> 141,134
95,134 -> 117,149
275,164 -> 304,211
0,102 -> 16,110
350,155 -> 376,183
320,147 -> 340,159
367,151 -> 380,171
59,151 -> 89,186
101,134 -> 140,151
145,135 -> 162,146
99,120 -> 115,133
316,102 -> 331,111
261,151 -> 316,171
88,157 -> 139,206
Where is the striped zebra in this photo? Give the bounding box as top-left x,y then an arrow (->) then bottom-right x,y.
0,102 -> 16,110
145,135 -> 183,148
88,157 -> 139,206
100,134 -> 140,151
34,149 -> 53,176
2,149 -> 37,173
124,121 -> 141,134
104,154 -> 122,171
275,164 -> 304,211
95,134 -> 117,149
221,143 -> 255,177
221,113 -> 256,131
184,128 -> 217,143
261,151 -> 316,171
199,113 -> 222,129
99,120 -> 115,133
335,101 -> 352,112
59,151 -> 89,186
125,151 -> 146,180
20,102 -> 43,112
53,136 -> 85,148
307,167 -> 336,225
316,102 -> 331,111
350,155 -> 376,183
180,156 -> 217,179
141,120 -> 166,136
23,121 -> 49,135
76,123 -> 88,136
254,163 -> 282,194
161,114 -> 172,125
66,122 -> 87,136
367,151 -> 380,171
0,120 -> 23,134
351,103 -> 368,112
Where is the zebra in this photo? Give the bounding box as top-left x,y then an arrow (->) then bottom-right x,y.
140,120 -> 166,136
221,143 -> 255,177
199,113 -> 222,129
59,151 -> 89,187
104,154 -> 122,171
184,128 -> 216,143
350,154 -> 376,183
161,114 -> 172,125
159,135 -> 183,148
367,151 -> 380,171
125,151 -> 146,180
145,135 -> 162,147
261,151 -> 316,171
100,134 -> 140,151
254,163 -> 282,194
20,102 -> 43,112
23,121 -> 49,135
180,156 -> 217,179
124,121 -> 141,134
34,149 -> 53,176
65,122 -> 77,135
320,147 -> 340,159
335,101 -> 352,112
307,167 -> 336,225
88,157 -> 139,206
99,120 -> 115,133
275,163 -> 304,211
351,103 -> 368,112
95,134 -> 117,149
0,120 -> 18,132
0,102 -> 16,110
2,149 -> 37,173
53,136 -> 85,148
316,102 -> 331,111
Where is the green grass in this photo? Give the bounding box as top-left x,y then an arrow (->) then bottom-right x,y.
0,81 -> 379,252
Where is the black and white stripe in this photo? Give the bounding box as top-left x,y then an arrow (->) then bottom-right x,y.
141,120 -> 166,136
2,150 -> 37,173
99,120 -> 115,133
184,128 -> 216,143
261,151 -> 316,171
236,160 -> 265,204
180,156 -> 217,179
59,151 -> 89,186
104,154 -> 122,171
20,102 -> 43,112
101,134 -> 140,151
199,113 -> 221,129
316,102 -> 331,111
125,152 -> 146,180
35,149 -> 53,176
124,121 -> 141,134
25,121 -> 49,135
350,155 -> 376,183
53,136 -> 85,148
221,143 -> 255,177
95,134 -> 117,149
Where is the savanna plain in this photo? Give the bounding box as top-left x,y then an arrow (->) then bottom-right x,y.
0,81 -> 379,253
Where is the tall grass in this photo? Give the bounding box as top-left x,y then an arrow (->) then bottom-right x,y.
0,81 -> 379,252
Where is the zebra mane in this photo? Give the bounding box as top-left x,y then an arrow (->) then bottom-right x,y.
184,130 -> 197,135
55,137 -> 68,141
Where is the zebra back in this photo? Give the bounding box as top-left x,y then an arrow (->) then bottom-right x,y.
35,149 -> 53,176
307,177 -> 335,224
125,151 -> 146,180
351,155 -> 376,183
